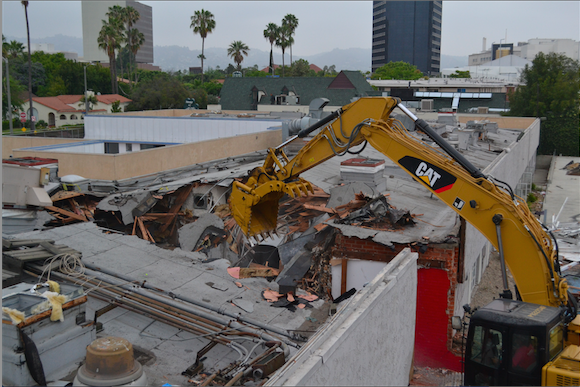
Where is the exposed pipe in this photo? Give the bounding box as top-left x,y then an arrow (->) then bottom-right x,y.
81,261 -> 302,346
29,264 -> 293,357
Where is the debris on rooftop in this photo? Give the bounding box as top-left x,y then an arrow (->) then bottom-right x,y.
563,160 -> 580,175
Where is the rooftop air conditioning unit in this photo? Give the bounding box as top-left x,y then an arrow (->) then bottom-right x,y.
477,107 -> 489,114
421,99 -> 434,111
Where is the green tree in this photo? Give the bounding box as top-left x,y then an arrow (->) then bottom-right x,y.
508,52 -> 579,156
98,14 -> 124,94
22,1 -> 35,131
263,23 -> 279,76
127,75 -> 190,110
290,59 -> 310,77
449,70 -> 471,78
190,9 -> 215,84
227,41 -> 249,70
371,61 -> 423,80
9,59 -> 46,93
111,100 -> 123,113
191,88 -> 208,109
282,14 -> 298,66
2,60 -> 25,121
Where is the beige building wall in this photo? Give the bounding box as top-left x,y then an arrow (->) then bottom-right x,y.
3,137 -> 83,159
9,130 -> 282,180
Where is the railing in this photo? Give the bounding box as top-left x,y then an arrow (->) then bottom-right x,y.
3,126 -> 85,138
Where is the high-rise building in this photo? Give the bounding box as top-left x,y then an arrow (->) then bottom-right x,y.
82,1 -> 153,64
372,1 -> 442,75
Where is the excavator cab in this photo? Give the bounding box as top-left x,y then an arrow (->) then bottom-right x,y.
464,299 -> 565,386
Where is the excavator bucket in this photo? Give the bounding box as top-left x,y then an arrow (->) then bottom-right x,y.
230,179 -> 313,238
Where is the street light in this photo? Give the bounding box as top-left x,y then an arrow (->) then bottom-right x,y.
3,57 -> 13,135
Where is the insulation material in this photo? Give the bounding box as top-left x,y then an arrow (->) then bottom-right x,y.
2,307 -> 25,325
41,291 -> 68,322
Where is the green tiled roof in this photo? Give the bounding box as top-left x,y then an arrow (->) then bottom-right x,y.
220,71 -> 381,110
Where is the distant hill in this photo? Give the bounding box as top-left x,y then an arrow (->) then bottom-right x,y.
153,46 -> 372,73
4,34 -> 84,56
4,34 -> 467,73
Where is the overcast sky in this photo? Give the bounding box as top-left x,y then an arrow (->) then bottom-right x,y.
2,1 -> 579,57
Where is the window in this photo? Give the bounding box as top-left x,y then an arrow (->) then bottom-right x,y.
470,326 -> 503,369
548,325 -> 563,361
126,143 -> 132,152
60,114 -> 67,120
104,142 -> 119,154
511,332 -> 539,372
70,114 -> 78,120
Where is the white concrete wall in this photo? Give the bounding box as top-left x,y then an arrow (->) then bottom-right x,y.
85,115 -> 282,143
267,249 -> 418,386
454,119 -> 540,315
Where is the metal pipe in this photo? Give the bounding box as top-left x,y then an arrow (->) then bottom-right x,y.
297,107 -> 343,138
492,214 -> 512,299
81,262 -> 301,345
39,264 -> 294,356
397,103 -> 486,179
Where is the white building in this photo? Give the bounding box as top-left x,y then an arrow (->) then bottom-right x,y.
469,38 -> 580,66
23,42 -> 78,61
442,55 -> 532,82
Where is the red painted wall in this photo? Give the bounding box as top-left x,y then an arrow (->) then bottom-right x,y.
415,268 -> 462,371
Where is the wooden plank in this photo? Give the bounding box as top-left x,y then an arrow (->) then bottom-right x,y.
45,206 -> 87,222
341,258 -> 348,295
50,190 -> 84,202
303,203 -> 336,214
136,217 -> 150,242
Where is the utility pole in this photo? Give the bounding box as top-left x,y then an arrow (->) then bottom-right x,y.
3,57 -> 13,135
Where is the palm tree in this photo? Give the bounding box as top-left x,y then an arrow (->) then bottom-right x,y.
123,6 -> 140,84
78,94 -> 99,111
98,17 -> 123,94
6,41 -> 25,59
282,14 -> 298,66
107,5 -> 126,83
263,23 -> 279,76
190,9 -> 215,83
21,1 -> 34,131
128,28 -> 145,84
275,25 -> 291,77
227,41 -> 249,71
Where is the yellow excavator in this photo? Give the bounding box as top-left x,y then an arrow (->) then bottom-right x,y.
229,97 -> 579,385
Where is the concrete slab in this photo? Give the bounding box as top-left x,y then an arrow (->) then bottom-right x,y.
83,245 -> 163,275
125,259 -> 206,291
544,156 -> 580,224
56,230 -> 123,258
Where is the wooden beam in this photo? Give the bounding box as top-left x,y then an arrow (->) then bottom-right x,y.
45,206 -> 87,222
341,258 -> 348,295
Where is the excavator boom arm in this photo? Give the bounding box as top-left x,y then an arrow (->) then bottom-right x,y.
229,97 -> 567,308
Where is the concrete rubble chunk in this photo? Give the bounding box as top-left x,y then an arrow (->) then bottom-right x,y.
178,213 -> 225,252
97,190 -> 155,225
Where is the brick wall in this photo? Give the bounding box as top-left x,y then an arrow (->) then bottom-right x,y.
332,233 -> 462,370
